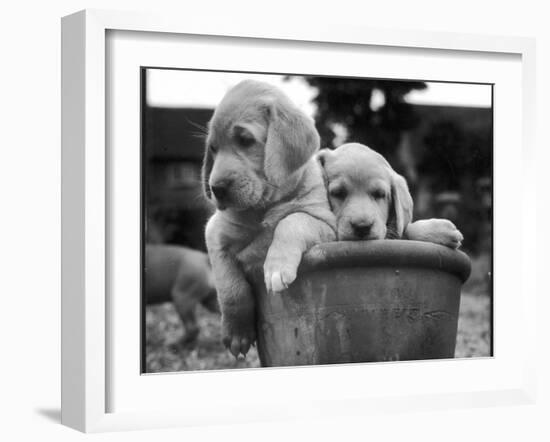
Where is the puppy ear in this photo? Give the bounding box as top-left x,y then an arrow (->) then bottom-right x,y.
317,148 -> 334,208
201,146 -> 214,199
264,100 -> 320,185
316,147 -> 332,170
387,172 -> 413,238
316,147 -> 333,187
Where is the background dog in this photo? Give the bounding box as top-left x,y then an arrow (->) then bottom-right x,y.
145,244 -> 219,347
202,80 -> 335,357
318,142 -> 463,248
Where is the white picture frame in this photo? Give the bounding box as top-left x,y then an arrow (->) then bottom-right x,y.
61,9 -> 537,433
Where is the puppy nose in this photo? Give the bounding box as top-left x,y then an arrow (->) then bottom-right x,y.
210,179 -> 232,200
351,221 -> 372,238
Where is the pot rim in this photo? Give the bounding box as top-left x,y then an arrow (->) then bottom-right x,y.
299,240 -> 471,283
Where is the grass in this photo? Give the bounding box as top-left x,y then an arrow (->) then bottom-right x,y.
145,290 -> 491,373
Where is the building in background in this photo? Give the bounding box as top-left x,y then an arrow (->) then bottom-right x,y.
143,106 -> 214,251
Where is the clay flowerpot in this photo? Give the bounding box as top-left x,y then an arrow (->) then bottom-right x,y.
255,240 -> 471,367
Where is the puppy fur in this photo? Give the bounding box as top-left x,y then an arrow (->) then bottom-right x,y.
202,80 -> 336,357
145,244 -> 219,346
318,142 -> 463,248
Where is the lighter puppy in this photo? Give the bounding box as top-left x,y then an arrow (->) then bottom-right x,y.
318,142 -> 463,247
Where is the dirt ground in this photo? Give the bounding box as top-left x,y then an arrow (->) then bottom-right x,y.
145,290 -> 491,373
145,302 -> 260,373
454,292 -> 492,358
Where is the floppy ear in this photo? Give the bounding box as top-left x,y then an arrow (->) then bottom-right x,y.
316,147 -> 333,185
316,148 -> 334,208
316,147 -> 333,170
264,100 -> 320,185
387,172 -> 413,238
201,146 -> 214,199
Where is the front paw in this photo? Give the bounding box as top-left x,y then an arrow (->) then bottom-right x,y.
430,219 -> 464,249
263,255 -> 298,294
222,317 -> 256,358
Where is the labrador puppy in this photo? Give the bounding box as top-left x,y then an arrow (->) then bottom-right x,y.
317,142 -> 463,248
145,244 -> 219,346
202,80 -> 336,357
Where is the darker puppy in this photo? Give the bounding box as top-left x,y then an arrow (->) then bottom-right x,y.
202,80 -> 336,357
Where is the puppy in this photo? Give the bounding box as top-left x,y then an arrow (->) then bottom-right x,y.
317,142 -> 463,248
202,80 -> 336,357
145,244 -> 219,346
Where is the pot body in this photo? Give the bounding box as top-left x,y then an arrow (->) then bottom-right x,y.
255,240 -> 471,367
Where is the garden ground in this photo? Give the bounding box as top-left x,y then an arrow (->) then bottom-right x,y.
145,290 -> 491,373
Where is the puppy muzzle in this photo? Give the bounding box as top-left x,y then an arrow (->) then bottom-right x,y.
210,178 -> 233,210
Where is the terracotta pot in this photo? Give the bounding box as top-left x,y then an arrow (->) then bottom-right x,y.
255,240 -> 471,367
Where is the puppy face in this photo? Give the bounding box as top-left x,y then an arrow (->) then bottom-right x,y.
318,143 -> 413,241
202,80 -> 319,211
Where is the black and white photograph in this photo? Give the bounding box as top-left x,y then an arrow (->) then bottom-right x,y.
2,0 -> 547,436
142,69 -> 492,373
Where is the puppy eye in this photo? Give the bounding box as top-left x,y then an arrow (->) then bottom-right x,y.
372,189 -> 386,200
235,133 -> 255,148
330,187 -> 347,200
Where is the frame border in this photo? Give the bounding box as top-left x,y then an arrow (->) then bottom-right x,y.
61,9 -> 537,432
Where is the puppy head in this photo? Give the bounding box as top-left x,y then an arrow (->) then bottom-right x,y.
318,143 -> 412,240
202,80 -> 319,210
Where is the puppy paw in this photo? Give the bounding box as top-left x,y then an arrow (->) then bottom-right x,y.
427,219 -> 464,249
406,219 -> 464,249
263,258 -> 298,294
222,319 -> 256,358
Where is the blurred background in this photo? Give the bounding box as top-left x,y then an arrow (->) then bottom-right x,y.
142,69 -> 492,373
